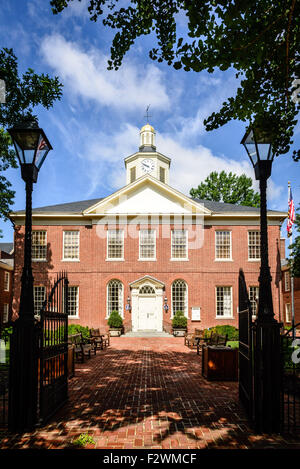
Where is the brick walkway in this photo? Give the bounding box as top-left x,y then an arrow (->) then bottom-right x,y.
0,337 -> 299,449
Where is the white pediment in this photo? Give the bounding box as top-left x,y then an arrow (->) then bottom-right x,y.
84,176 -> 210,216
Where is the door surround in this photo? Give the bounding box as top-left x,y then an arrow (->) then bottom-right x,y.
129,275 -> 164,332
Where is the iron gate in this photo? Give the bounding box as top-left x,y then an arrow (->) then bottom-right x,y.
38,272 -> 69,423
280,323 -> 300,434
238,268 -> 254,422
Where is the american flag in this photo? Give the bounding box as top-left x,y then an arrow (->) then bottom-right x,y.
287,185 -> 295,238
37,138 -> 47,151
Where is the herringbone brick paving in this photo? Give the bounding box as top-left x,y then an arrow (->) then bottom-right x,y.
0,337 -> 299,449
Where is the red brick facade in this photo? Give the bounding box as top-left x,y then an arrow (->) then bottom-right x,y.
0,262 -> 13,327
282,265 -> 300,328
12,221 -> 284,331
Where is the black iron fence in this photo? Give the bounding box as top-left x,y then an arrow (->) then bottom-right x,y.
280,323 -> 300,434
238,269 -> 254,423
0,326 -> 11,426
38,273 -> 69,424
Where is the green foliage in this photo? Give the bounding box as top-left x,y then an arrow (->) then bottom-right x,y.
204,325 -> 239,341
0,48 -> 63,235
107,310 -> 123,328
50,0 -> 300,161
73,433 -> 96,447
172,310 -> 187,328
68,324 -> 90,340
190,171 -> 260,207
288,203 -> 300,277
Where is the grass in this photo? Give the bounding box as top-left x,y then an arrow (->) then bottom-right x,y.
226,341 -> 239,349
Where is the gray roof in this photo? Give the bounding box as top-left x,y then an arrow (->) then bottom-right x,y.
12,195 -> 285,216
0,242 -> 14,254
191,198 -> 283,214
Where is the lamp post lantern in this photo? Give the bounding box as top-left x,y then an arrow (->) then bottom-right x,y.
8,117 -> 52,432
241,126 -> 281,433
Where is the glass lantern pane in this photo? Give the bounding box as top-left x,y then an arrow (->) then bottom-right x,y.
256,143 -> 270,160
23,149 -> 37,164
34,134 -> 50,169
13,130 -> 40,151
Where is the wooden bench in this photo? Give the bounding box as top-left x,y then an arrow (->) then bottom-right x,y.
197,331 -> 228,355
89,328 -> 109,350
185,329 -> 203,349
68,333 -> 95,363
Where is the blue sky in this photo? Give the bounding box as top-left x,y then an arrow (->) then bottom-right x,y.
0,0 -> 299,245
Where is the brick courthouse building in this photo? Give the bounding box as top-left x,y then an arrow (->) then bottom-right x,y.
10,124 -> 287,332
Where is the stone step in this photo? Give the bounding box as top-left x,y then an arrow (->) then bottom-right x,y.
122,330 -> 173,338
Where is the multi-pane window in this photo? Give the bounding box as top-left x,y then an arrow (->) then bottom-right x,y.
139,285 -> 155,294
249,286 -> 259,317
215,231 -> 231,259
171,230 -> 188,259
139,230 -> 156,259
172,280 -> 187,316
33,286 -> 46,315
159,167 -> 166,183
68,286 -> 79,317
216,286 -> 232,318
284,271 -> 290,292
248,231 -> 260,260
63,231 -> 79,260
285,303 -> 291,323
107,230 -> 124,260
32,230 -> 47,260
107,280 -> 123,317
3,304 -> 9,323
4,272 -> 9,291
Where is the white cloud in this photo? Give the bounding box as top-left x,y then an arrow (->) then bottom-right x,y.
40,34 -> 170,112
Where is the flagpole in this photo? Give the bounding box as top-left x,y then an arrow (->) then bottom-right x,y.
288,181 -> 295,340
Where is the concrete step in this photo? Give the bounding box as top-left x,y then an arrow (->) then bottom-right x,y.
122,330 -> 173,338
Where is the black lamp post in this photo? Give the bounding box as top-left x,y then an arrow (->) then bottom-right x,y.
241,126 -> 281,433
8,117 -> 52,432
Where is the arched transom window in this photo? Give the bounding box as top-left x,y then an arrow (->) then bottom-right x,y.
107,280 -> 123,317
172,280 -> 187,316
139,285 -> 155,295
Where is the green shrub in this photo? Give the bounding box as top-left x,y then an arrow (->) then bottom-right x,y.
172,311 -> 187,329
68,324 -> 90,340
107,311 -> 123,328
73,433 -> 96,447
203,325 -> 239,341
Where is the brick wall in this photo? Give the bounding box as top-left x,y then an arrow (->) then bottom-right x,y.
0,264 -> 13,326
12,221 -> 283,332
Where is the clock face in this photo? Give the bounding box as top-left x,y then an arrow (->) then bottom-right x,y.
141,158 -> 155,173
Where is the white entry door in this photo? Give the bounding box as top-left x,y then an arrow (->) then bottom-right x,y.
138,296 -> 157,330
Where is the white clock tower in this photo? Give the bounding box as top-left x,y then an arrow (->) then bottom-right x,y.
124,124 -> 171,185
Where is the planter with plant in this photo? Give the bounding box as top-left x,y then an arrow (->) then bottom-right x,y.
172,311 -> 188,337
107,310 -> 123,336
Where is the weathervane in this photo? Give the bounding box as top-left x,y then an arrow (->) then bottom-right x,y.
144,104 -> 151,123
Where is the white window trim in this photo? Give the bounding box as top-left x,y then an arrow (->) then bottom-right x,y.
3,303 -> 9,323
215,286 -> 233,319
32,230 -> 47,262
171,280 -> 189,319
139,229 -> 156,261
106,280 -> 124,319
215,231 -> 232,261
285,303 -> 291,323
62,231 -> 80,261
106,229 -> 124,261
284,272 -> 290,292
68,286 -> 79,319
248,231 -> 261,261
170,230 -> 188,261
4,271 -> 9,291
